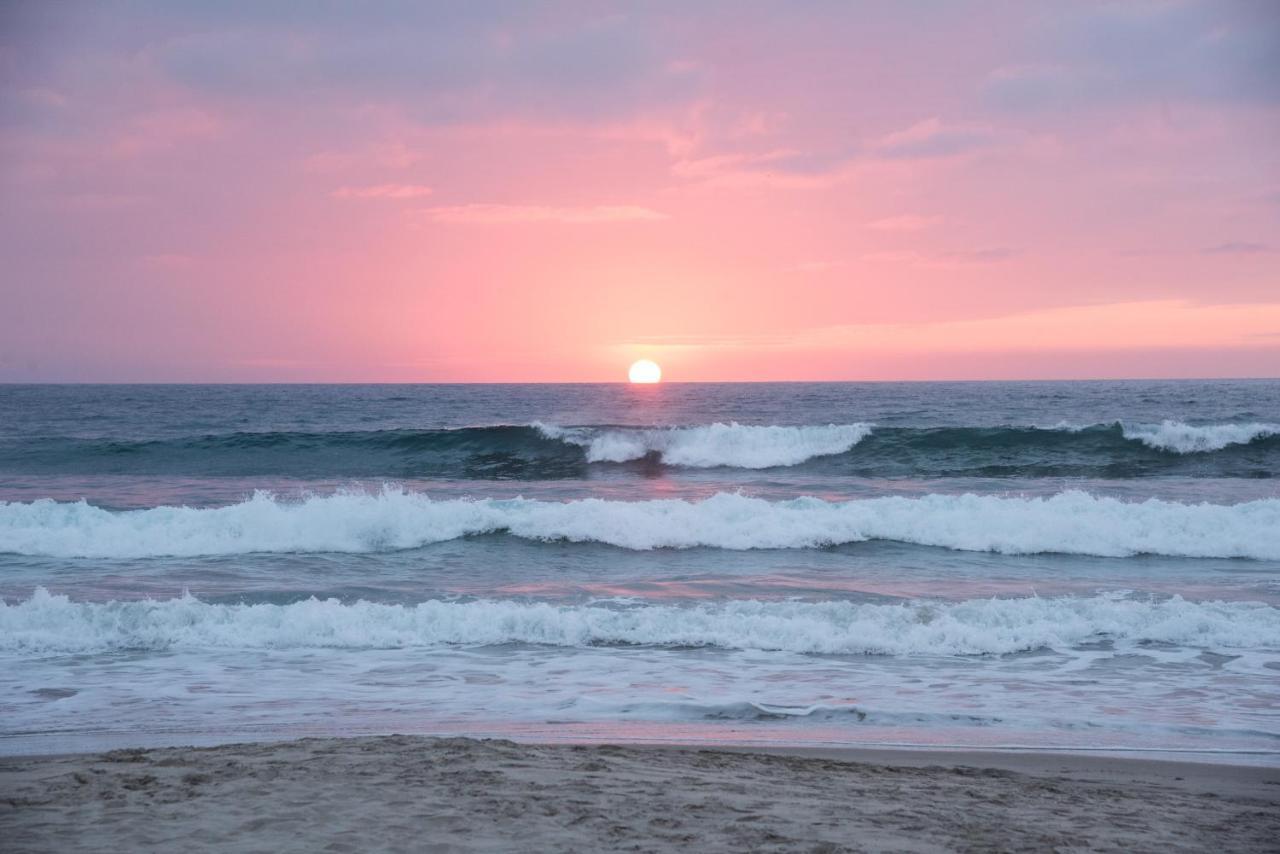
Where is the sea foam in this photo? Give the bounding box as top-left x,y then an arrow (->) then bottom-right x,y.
1122,421 -> 1280,454
2,589 -> 1275,656
535,422 -> 873,468
2,489 -> 1279,559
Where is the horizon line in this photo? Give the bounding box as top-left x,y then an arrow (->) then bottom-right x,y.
3,376 -> 1278,386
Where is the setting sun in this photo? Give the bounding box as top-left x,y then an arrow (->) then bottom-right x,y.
628,359 -> 662,383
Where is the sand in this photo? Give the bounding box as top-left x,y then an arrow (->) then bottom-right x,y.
2,736 -> 1277,853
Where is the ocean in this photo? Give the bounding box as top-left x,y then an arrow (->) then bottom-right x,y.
1,381 -> 1278,761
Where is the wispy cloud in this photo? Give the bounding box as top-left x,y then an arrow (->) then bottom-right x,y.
937,247 -> 1018,263
333,184 -> 434,200
305,142 -> 424,174
623,300 -> 1280,356
790,260 -> 841,273
155,10 -> 701,125
866,215 -> 942,232
800,300 -> 1280,353
420,204 -> 667,224
56,193 -> 149,212
669,148 -> 860,189
985,4 -> 1280,111
1202,242 -> 1271,255
862,247 -> 1017,267
138,253 -> 195,270
874,118 -> 1009,159
108,108 -> 222,159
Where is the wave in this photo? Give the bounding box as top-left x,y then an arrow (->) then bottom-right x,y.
3,488 -> 1279,559
3,589 -> 1275,656
1,421 -> 1275,480
0,427 -> 584,480
1121,421 -> 1280,454
533,422 -> 873,468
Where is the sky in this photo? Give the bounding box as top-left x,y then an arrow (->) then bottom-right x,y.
1,1 -> 1277,382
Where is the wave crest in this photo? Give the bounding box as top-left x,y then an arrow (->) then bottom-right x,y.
535,422 -> 874,468
4,421 -> 1276,479
1121,421 -> 1280,454
2,489 -> 1279,559
3,589 -> 1275,656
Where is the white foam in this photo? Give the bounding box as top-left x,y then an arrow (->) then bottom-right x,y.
535,422 -> 873,468
3,588 -> 1275,656
2,489 -> 1279,559
1122,421 -> 1280,453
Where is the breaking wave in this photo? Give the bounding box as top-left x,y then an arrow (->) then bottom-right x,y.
533,422 -> 874,468
3,588 -> 1275,656
1,420 -> 1275,480
1120,421 -> 1280,454
2,488 -> 1279,559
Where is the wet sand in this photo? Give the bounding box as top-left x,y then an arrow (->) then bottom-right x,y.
2,736 -> 1277,852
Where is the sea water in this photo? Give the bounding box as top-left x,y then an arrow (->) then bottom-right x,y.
1,381 -> 1277,761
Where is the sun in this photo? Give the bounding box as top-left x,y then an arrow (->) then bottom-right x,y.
628,359 -> 662,383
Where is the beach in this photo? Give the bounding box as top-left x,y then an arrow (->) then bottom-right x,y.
3,383 -> 1279,851
7,1 -> 1280,848
3,736 -> 1278,853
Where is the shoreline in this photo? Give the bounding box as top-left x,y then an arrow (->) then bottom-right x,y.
6,733 -> 1278,772
5,725 -> 1276,766
4,735 -> 1277,852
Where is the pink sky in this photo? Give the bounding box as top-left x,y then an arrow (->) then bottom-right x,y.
1,1 -> 1277,381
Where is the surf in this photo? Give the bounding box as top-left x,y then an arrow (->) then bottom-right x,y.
4,588 -> 1275,656
2,421 -> 1275,480
534,422 -> 874,468
3,488 -> 1279,559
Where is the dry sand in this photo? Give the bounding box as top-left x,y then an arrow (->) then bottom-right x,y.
2,736 -> 1277,853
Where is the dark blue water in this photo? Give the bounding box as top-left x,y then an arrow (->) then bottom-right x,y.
1,381 -> 1278,760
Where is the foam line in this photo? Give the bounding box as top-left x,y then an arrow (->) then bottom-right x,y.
535,422 -> 875,467
2,489 -> 1279,559
4,589 -> 1275,656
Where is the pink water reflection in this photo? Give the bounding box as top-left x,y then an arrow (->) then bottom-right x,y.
464,574 -> 1261,604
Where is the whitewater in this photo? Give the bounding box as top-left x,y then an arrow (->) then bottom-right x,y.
534,421 -> 875,467
2,381 -> 1278,759
5,588 -> 1277,656
4,488 -> 1279,559
1119,420 -> 1280,453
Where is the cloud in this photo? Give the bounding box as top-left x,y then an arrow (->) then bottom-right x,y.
670,114 -> 1031,190
629,300 -> 1280,356
866,215 -> 942,232
669,148 -> 860,188
860,251 -> 922,264
671,121 -> 996,187
983,64 -> 1098,113
874,118 -> 1009,159
138,253 -> 195,270
671,150 -> 797,180
306,142 -> 424,174
154,9 -> 701,124
984,3 -> 1280,111
101,108 -> 223,159
937,247 -> 1018,263
799,299 -> 1280,353
55,192 -> 149,212
420,204 -> 667,224
1202,242 -> 1272,255
862,247 -> 1017,267
620,332 -> 794,350
332,184 -> 433,200
791,261 -> 840,273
